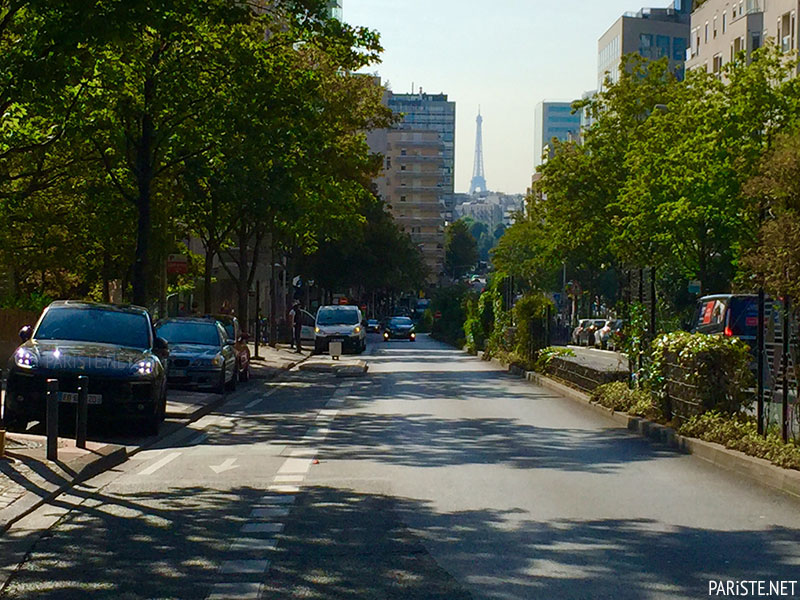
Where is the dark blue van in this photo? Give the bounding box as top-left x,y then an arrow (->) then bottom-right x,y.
692,294 -> 759,346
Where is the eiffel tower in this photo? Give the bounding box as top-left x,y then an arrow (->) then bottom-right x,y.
469,108 -> 487,195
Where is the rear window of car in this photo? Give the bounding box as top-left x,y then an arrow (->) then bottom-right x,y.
35,307 -> 151,349
728,296 -> 758,338
317,307 -> 359,326
156,321 -> 221,346
695,298 -> 727,333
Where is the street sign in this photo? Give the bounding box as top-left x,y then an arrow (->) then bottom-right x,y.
688,280 -> 702,294
434,311 -> 442,319
166,254 -> 188,275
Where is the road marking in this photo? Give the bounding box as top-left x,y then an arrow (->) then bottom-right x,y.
207,582 -> 261,600
268,484 -> 300,493
219,559 -> 270,574
241,522 -> 285,534
259,495 -> 296,505
272,474 -> 304,483
289,448 -> 316,458
278,458 -> 312,474
319,409 -> 339,417
229,537 -> 279,552
243,382 -> 288,410
209,458 -> 239,474
137,452 -> 181,476
249,507 -> 290,519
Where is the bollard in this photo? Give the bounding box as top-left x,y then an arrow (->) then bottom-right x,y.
0,429 -> 5,459
46,378 -> 59,461
76,375 -> 88,449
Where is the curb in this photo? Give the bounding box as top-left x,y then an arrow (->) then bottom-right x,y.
507,364 -> 800,500
0,353 -> 309,533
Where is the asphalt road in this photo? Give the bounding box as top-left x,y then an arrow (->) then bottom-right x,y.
1,334 -> 799,599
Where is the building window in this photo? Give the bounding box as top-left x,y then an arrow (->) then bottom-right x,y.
722,12 -> 727,34
656,35 -> 670,58
752,33 -> 761,51
705,22 -> 709,43
673,37 -> 687,61
400,196 -> 407,202
713,16 -> 718,39
639,33 -> 654,59
713,53 -> 723,75
400,165 -> 406,171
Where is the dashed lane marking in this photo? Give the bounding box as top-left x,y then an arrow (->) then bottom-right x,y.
277,458 -> 312,474
249,507 -> 290,519
137,452 -> 181,476
241,522 -> 285,534
206,582 -> 261,600
218,559 -> 270,574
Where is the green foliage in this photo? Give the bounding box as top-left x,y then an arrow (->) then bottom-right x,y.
512,292 -> 554,357
590,382 -> 663,421
484,277 -> 512,357
445,219 -> 478,279
619,302 -> 649,383
430,284 -> 469,348
680,412 -> 800,471
533,346 -> 575,373
650,331 -> 755,414
0,291 -> 53,312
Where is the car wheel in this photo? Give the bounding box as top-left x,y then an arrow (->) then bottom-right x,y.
226,365 -> 238,391
214,367 -> 226,394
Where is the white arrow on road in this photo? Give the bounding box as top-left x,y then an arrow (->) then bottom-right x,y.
209,458 -> 239,474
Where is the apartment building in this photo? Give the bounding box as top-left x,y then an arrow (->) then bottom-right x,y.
686,0 -> 798,74
371,129 -> 447,283
598,1 -> 692,89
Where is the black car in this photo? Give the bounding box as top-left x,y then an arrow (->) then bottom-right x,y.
155,318 -> 238,393
2,301 -> 168,434
382,316 -> 416,341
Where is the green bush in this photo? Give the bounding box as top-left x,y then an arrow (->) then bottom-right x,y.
680,411 -> 800,471
590,381 -> 663,420
650,331 -> 754,415
463,292 -> 485,353
430,284 -> 469,348
417,308 -> 434,333
534,346 -> 575,373
512,293 -> 554,358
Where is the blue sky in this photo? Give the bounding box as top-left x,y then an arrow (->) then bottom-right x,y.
345,0 -> 673,195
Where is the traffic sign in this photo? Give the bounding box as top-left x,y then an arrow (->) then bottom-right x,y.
166,254 -> 188,274
434,311 -> 442,319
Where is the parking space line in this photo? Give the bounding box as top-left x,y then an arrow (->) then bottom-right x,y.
137,452 -> 181,476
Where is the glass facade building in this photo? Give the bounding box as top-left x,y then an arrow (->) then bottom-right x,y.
533,102 -> 581,167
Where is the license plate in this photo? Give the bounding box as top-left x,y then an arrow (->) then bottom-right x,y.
331,338 -> 345,342
171,369 -> 187,377
59,392 -> 102,405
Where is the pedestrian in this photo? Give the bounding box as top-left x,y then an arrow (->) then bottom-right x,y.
288,300 -> 303,353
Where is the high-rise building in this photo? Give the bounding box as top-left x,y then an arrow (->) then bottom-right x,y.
366,81 -> 454,285
533,101 -> 582,167
686,0 -> 798,75
387,90 -> 456,205
327,0 -> 342,20
598,1 -> 692,89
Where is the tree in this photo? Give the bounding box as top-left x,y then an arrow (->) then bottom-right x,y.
445,219 -> 478,279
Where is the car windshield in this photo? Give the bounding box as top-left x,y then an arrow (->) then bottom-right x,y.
222,323 -> 235,339
317,308 -> 359,326
390,317 -> 412,326
156,321 -> 220,346
35,307 -> 151,349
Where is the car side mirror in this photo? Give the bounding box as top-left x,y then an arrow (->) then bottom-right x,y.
154,337 -> 169,352
19,325 -> 33,342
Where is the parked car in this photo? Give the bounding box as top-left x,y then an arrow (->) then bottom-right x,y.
571,319 -> 593,345
366,319 -> 381,333
314,305 -> 366,354
211,315 -> 250,382
155,317 -> 237,393
2,301 -> 168,434
575,319 -> 606,346
382,316 -> 416,341
299,309 -> 316,342
692,294 -> 758,347
595,319 -> 624,350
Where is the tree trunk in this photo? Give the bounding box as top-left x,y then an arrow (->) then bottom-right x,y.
204,244 -> 215,314
132,76 -> 156,307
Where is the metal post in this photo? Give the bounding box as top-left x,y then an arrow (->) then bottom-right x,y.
0,429 -> 5,459
76,375 -> 88,449
757,287 -> 765,436
650,266 -> 656,341
782,297 -> 790,443
254,281 -> 261,359
46,378 -> 59,461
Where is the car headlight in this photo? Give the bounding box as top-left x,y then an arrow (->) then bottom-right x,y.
132,359 -> 155,376
14,348 -> 38,369
211,354 -> 224,367
353,326 -> 361,335
315,327 -> 321,334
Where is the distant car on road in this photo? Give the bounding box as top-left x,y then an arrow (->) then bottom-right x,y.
383,316 -> 416,341
155,317 -> 238,393
366,319 -> 381,333
571,319 -> 593,345
314,305 -> 366,354
2,301 -> 168,434
692,294 -> 758,347
595,319 -> 623,350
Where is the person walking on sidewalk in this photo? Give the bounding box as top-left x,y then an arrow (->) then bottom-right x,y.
288,300 -> 303,353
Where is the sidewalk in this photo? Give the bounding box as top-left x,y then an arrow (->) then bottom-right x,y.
0,343 -> 309,533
